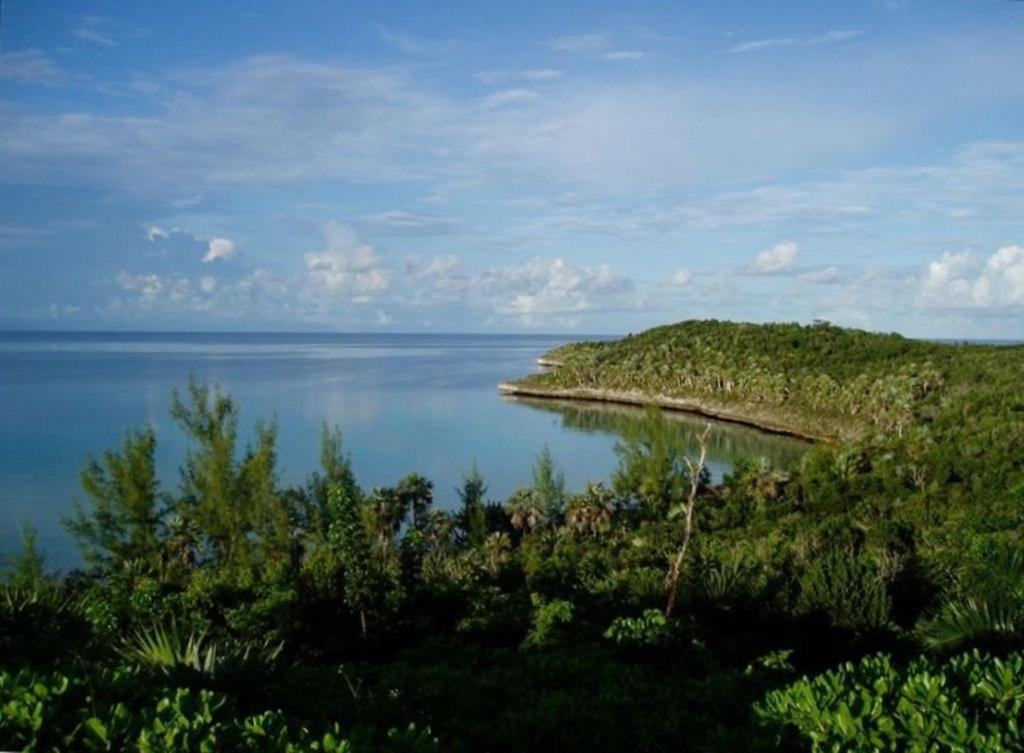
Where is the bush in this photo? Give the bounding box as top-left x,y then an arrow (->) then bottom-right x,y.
758,650 -> 1024,751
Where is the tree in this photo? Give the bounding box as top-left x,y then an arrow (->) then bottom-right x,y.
6,524 -> 46,588
170,378 -> 288,569
457,464 -> 488,548
64,426 -> 163,570
365,486 -> 409,568
504,488 -> 546,533
664,423 -> 711,618
531,446 -> 566,521
563,483 -> 616,536
397,473 -> 434,529
612,405 -> 688,516
327,486 -> 375,640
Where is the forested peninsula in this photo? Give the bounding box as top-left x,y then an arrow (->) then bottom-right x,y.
502,319 -> 1017,441
4,320 -> 1024,751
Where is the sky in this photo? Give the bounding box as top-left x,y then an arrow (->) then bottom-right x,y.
1,0 -> 1023,337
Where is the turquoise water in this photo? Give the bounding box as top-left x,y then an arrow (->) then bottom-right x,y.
0,332 -> 809,569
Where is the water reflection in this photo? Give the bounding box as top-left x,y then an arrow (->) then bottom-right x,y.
503,396 -> 810,475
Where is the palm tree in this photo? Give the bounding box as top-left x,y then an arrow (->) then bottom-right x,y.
504,488 -> 545,533
563,483 -> 616,536
397,473 -> 434,528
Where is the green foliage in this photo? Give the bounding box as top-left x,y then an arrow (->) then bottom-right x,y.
4,523 -> 46,589
522,593 -> 574,649
170,377 -> 290,570
0,584 -> 87,667
0,669 -> 436,753
612,405 -> 691,515
603,609 -> 673,647
326,486 -> 377,640
797,549 -> 892,632
12,327 -> 1024,753
758,650 -> 1024,752
456,464 -> 488,548
65,427 -> 163,570
118,621 -> 220,677
531,446 -> 566,520
918,546 -> 1024,652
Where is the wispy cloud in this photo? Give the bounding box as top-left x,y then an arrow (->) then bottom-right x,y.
549,33 -> 650,61
72,16 -> 145,47
549,33 -> 611,54
602,50 -> 648,61
378,26 -> 453,55
0,50 -> 66,85
727,29 -> 864,54
363,210 -> 463,236
473,68 -> 563,85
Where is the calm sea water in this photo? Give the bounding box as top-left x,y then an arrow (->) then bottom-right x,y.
0,332 -> 809,569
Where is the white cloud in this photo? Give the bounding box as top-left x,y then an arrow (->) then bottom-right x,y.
602,51 -> 648,61
797,266 -> 842,284
364,211 -> 462,235
753,241 -> 798,273
473,69 -> 563,85
670,268 -> 694,286
116,271 -> 164,300
0,50 -> 65,85
377,27 -> 452,55
549,34 -> 610,55
728,29 -> 864,54
483,257 -> 635,322
921,245 -> 1024,308
481,88 -> 538,108
198,276 -> 217,294
146,225 -> 169,242
203,237 -> 235,263
72,16 -> 143,47
304,222 -> 390,301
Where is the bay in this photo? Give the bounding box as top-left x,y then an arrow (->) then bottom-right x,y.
0,332 -> 809,568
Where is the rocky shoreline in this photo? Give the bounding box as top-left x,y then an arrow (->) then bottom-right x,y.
497,380 -> 822,442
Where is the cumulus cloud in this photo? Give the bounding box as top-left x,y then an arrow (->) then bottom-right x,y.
920,245 -> 1024,308
304,222 -> 390,301
753,241 -> 798,273
203,237 -> 235,263
404,253 -> 639,324
115,270 -> 219,304
670,268 -> 694,286
481,257 -> 635,323
146,226 -> 169,242
115,271 -> 165,300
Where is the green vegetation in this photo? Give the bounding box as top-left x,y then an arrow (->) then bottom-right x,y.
507,319 -> 1013,439
4,319 -> 1024,751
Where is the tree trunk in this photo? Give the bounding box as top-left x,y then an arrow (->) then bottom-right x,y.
664,424 -> 711,618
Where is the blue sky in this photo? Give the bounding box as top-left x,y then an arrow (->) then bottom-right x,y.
1,0 -> 1023,336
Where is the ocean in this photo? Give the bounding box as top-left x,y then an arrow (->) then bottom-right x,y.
0,332 -> 808,569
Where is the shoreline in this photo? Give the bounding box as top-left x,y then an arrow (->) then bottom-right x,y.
498,381 -> 825,442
